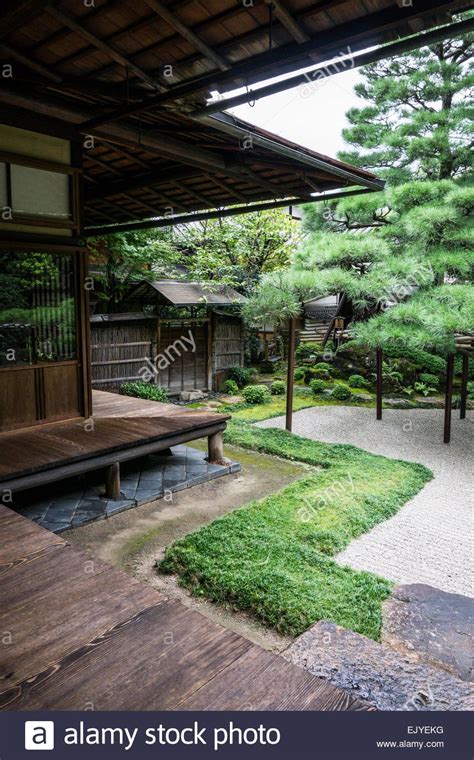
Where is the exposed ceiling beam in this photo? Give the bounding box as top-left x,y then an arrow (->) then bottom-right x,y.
0,0 -> 54,41
192,15 -> 474,117
170,179 -> 216,208
142,0 -> 229,72
45,5 -> 165,91
205,174 -> 247,204
264,0 -> 310,43
84,188 -> 378,236
0,41 -> 62,82
77,0 -> 464,131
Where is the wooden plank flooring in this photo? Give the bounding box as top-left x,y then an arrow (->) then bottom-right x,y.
0,506 -> 368,711
0,391 -> 228,482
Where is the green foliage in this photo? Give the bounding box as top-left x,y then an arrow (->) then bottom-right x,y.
309,378 -> 326,395
270,380 -> 285,395
160,420 -> 431,639
242,384 -> 271,404
413,381 -> 438,397
419,373 -> 440,388
337,34 -> 473,183
228,366 -> 256,388
348,374 -> 368,388
222,379 -> 239,395
467,381 -> 474,399
314,362 -> 333,373
332,383 -> 353,400
293,366 -> 306,381
295,342 -> 323,361
121,381 -> 168,402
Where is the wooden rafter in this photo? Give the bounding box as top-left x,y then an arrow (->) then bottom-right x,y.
0,41 -> 62,83
45,5 -> 165,92
170,179 -> 216,208
0,0 -> 53,41
205,175 -> 247,204
142,0 -> 229,72
264,0 -> 310,43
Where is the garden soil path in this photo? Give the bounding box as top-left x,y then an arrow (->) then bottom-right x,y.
259,407 -> 473,597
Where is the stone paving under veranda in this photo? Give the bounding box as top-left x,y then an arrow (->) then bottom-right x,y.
259,407 -> 473,597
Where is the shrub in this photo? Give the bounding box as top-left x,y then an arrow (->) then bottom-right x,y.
309,379 -> 325,395
295,342 -> 323,362
270,380 -> 285,395
222,379 -> 239,395
293,367 -> 306,381
121,381 -> 168,402
314,361 -> 333,373
418,373 -> 440,389
242,384 -> 271,404
332,383 -> 353,401
467,381 -> 474,400
348,374 -> 367,388
228,366 -> 256,388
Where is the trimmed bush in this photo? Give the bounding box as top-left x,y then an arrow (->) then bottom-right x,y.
228,366 -> 256,388
332,383 -> 353,401
294,367 -> 306,381
242,384 -> 271,404
309,379 -> 325,395
314,362 -> 333,373
418,373 -> 440,389
348,374 -> 368,388
121,381 -> 168,402
466,381 -> 474,400
222,379 -> 239,395
270,380 -> 285,395
304,366 -> 331,383
295,341 -> 324,362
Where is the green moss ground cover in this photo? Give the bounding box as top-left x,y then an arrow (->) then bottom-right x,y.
159,421 -> 432,640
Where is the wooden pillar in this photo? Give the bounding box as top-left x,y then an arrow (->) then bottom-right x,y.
208,430 -> 225,463
460,353 -> 469,420
105,462 -> 121,500
376,347 -> 383,420
444,353 -> 454,444
286,316 -> 296,432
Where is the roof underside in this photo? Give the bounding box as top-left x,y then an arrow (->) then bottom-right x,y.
0,0 -> 468,232
130,280 -> 246,306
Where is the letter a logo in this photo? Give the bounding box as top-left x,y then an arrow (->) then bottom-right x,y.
25,721 -> 55,750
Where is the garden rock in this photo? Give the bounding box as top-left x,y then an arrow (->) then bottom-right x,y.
284,620 -> 473,711
414,397 -> 445,408
220,395 -> 242,404
180,390 -> 207,402
382,584 -> 473,682
384,398 -> 413,409
353,393 -> 372,402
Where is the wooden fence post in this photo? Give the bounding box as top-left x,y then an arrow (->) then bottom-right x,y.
444,353 -> 454,444
460,353 -> 469,420
286,317 -> 296,432
376,347 -> 383,420
105,462 -> 121,500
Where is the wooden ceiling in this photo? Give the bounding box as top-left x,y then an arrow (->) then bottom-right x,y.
0,0 -> 468,232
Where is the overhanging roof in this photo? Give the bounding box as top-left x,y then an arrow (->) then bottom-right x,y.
0,0 -> 468,233
130,280 -> 246,307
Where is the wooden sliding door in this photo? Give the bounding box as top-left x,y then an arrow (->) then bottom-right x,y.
0,246 -> 89,431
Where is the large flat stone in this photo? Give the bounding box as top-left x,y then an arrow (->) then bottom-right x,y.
382,584 -> 473,682
284,620 -> 473,711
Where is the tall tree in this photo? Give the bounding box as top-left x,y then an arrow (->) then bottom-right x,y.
338,29 -> 473,184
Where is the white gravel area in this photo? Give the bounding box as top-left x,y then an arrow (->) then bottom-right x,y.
258,407 -> 473,597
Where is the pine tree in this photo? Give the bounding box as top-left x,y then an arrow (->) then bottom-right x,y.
338,30 -> 473,184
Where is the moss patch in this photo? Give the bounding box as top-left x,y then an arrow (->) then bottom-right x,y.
159,421 -> 432,640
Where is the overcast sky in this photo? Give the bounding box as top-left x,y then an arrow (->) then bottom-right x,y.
226,67 -> 367,159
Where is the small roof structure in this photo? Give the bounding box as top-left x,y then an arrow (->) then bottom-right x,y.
129,280 -> 246,307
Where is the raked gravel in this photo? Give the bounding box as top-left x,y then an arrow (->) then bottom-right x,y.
258,407 -> 473,597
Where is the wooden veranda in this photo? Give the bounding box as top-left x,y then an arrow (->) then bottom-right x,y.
0,504 -> 369,711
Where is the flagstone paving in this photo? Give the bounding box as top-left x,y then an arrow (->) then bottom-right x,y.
12,445 -> 240,533
259,407 -> 473,597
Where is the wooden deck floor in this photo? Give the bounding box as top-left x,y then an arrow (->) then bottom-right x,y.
0,391 -> 227,484
0,505 -> 368,711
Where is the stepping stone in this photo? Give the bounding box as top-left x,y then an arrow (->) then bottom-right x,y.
384,398 -> 413,408
284,620 -> 473,711
382,584 -> 473,682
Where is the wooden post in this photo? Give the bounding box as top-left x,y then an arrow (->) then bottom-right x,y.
376,347 -> 383,420
208,430 -> 225,463
460,353 -> 469,420
105,462 -> 121,500
444,353 -> 454,444
286,316 -> 296,432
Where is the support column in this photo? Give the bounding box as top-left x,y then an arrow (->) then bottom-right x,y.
105,462 -> 121,500
208,430 -> 225,463
376,347 -> 383,421
460,353 -> 469,420
444,353 -> 454,444
286,316 -> 296,432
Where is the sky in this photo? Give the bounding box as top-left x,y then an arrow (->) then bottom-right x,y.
225,67 -> 366,160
